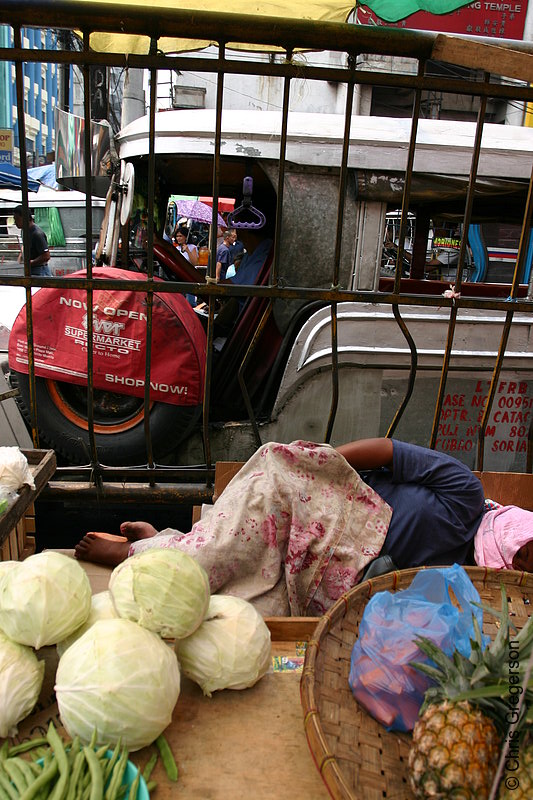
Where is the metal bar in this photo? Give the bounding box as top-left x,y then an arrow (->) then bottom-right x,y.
42,481 -> 215,504
429,77 -> 488,450
453,78 -> 489,296
271,49 -> 292,288
201,40 -> 227,476
0,272 -> 531,312
82,30 -> 99,470
140,37 -> 159,471
324,70 -> 355,443
13,25 -> 39,449
386,307 -> 419,439
237,304 -> 274,449
0,2 -> 441,58
393,61 -> 424,296
477,163 -> 533,471
3,45 -> 533,104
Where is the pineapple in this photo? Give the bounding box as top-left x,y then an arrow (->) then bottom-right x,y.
408,585 -> 533,800
498,735 -> 533,800
409,699 -> 499,798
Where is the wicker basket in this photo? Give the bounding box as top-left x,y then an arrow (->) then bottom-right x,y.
300,566 -> 533,800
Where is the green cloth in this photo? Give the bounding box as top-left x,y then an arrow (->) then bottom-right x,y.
363,0 -> 470,22
34,207 -> 66,247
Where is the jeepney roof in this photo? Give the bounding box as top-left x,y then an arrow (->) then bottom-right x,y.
116,109 -> 533,180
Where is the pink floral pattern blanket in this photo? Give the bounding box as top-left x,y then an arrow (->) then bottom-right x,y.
130,441 -> 392,615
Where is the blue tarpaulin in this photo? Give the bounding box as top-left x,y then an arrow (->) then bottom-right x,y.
28,164 -> 59,190
0,164 -> 40,191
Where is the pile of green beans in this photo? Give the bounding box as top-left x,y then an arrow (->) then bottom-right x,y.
0,723 -> 149,800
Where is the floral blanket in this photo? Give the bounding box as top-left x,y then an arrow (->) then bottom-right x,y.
130,441 -> 392,615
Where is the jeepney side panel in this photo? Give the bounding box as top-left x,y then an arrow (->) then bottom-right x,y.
268,303 -> 533,472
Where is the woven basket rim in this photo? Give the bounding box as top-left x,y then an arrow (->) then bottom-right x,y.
300,565 -> 533,800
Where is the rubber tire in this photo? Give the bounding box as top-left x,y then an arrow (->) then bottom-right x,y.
11,370 -> 201,466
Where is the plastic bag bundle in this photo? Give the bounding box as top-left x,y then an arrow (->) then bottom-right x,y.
348,564 -> 488,732
0,447 -> 35,506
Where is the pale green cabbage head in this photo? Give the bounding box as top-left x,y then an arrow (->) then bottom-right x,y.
175,594 -> 272,697
55,618 -> 181,751
56,590 -> 119,658
0,630 -> 45,737
109,549 -> 210,639
0,561 -> 17,578
0,552 -> 91,649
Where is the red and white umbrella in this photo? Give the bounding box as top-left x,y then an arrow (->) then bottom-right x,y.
199,196 -> 235,214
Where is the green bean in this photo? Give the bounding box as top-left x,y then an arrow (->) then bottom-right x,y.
154,735 -> 178,782
8,739 -> 48,757
19,759 -> 58,800
2,758 -> 30,794
66,750 -> 86,800
0,772 -> 19,800
103,742 -> 121,785
33,747 -> 49,762
83,747 -> 104,800
105,749 -> 128,800
145,780 -> 157,794
67,738 -> 81,767
2,759 -> 28,793
10,757 -> 36,788
0,743 -> 9,763
0,781 -> 10,800
141,754 -> 157,783
127,771 -> 140,800
80,783 -> 92,800
47,724 -> 70,800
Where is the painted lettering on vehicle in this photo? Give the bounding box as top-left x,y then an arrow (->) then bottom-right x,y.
59,296 -> 147,321
65,326 -> 141,352
104,374 -> 188,395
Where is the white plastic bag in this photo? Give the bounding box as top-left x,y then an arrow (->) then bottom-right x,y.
0,447 -> 35,504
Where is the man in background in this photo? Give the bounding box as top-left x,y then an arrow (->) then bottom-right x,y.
215,227 -> 237,281
13,205 -> 52,276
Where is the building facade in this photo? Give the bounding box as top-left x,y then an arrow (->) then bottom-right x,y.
0,25 -> 72,167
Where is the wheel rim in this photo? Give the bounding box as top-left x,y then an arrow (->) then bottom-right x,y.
46,379 -> 151,434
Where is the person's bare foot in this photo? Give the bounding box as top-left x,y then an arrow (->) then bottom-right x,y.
119,521 -> 159,541
74,533 -> 131,567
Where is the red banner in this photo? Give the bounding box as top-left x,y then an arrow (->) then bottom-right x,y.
357,2 -> 528,40
8,267 -> 207,406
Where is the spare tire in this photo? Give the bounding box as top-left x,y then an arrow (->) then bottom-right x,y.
10,370 -> 201,465
8,267 -> 207,465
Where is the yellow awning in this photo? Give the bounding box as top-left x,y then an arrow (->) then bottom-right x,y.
76,0 -> 356,54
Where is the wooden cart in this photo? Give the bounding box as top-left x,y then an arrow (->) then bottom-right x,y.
0,448 -> 56,561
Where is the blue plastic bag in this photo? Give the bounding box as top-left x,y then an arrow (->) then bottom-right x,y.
348,564 -> 488,732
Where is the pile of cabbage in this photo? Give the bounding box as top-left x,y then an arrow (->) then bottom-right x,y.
0,548 -> 271,749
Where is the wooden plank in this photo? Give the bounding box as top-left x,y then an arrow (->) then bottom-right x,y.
432,34 -> 533,83
214,461 -> 245,500
14,610 -> 327,800
266,616 -> 318,641
475,471 -> 533,510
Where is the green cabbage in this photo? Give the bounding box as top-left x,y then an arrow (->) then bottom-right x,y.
0,630 -> 45,737
0,552 -> 91,648
109,549 -> 210,639
175,595 -> 272,697
56,590 -> 119,658
55,618 -> 181,751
